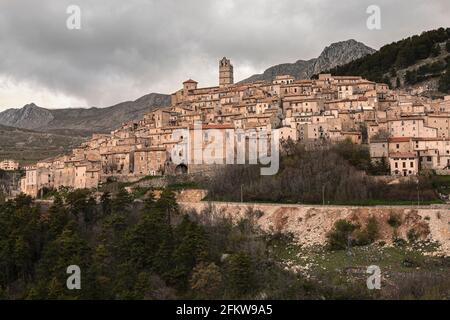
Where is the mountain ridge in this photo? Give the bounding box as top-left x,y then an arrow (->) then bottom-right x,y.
0,93 -> 171,134
239,39 -> 376,84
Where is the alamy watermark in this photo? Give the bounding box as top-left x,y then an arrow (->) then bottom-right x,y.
366,265 -> 381,290
66,265 -> 81,290
170,122 -> 280,175
66,5 -> 81,30
366,5 -> 381,30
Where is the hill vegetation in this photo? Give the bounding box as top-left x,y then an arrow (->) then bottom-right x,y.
204,140 -> 440,205
322,28 -> 450,93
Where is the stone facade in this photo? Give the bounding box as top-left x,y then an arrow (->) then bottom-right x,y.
0,159 -> 19,171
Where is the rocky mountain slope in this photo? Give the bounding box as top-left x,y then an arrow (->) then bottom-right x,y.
0,124 -> 86,165
181,201 -> 450,256
239,39 -> 376,84
325,28 -> 450,95
0,93 -> 171,134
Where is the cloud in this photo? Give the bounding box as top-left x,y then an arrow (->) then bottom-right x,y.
0,0 -> 448,110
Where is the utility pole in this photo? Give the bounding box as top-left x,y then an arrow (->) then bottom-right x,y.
322,184 -> 326,206
417,178 -> 420,207
240,184 -> 243,203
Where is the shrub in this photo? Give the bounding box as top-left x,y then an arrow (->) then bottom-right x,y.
326,220 -> 356,250
355,217 -> 379,246
407,229 -> 420,243
393,237 -> 407,247
387,213 -> 402,228
190,262 -> 223,299
366,217 -> 380,242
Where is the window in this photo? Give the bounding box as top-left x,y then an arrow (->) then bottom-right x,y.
410,162 -> 414,168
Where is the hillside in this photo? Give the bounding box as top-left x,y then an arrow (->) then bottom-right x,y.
0,93 -> 171,133
322,28 -> 450,95
0,124 -> 86,165
239,39 -> 375,84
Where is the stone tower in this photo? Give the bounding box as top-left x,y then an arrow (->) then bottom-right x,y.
219,57 -> 233,87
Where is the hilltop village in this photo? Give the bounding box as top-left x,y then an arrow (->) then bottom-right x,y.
19,57 -> 450,197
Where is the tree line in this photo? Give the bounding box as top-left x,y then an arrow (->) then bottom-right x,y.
0,188 -> 322,299
204,140 -> 439,204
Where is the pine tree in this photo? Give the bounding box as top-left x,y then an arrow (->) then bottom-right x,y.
226,253 -> 255,297
112,187 -> 132,214
439,66 -> 450,93
100,191 -> 112,216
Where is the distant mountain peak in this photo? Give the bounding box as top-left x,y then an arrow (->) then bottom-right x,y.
239,39 -> 375,84
23,102 -> 39,108
311,39 -> 376,75
0,93 -> 171,133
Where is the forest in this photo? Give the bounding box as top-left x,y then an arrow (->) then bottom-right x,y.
0,187 -> 324,299
322,28 -> 450,92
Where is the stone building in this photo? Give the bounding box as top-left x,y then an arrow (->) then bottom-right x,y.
219,57 -> 233,88
0,159 -> 19,171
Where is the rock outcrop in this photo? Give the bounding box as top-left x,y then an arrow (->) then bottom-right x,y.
180,202 -> 450,256
239,39 -> 375,84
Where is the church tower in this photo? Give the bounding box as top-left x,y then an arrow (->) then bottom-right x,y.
219,57 -> 234,87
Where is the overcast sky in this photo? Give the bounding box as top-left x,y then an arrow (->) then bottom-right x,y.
0,0 -> 448,111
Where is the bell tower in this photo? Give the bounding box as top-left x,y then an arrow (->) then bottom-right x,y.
219,57 -> 233,88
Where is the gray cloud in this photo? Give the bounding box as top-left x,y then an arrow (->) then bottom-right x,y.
0,0 -> 448,110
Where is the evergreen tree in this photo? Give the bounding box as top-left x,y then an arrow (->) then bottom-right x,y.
172,216 -> 208,288
226,253 -> 255,297
431,44 -> 441,57
100,191 -> 112,216
439,66 -> 450,93
111,187 -> 132,214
